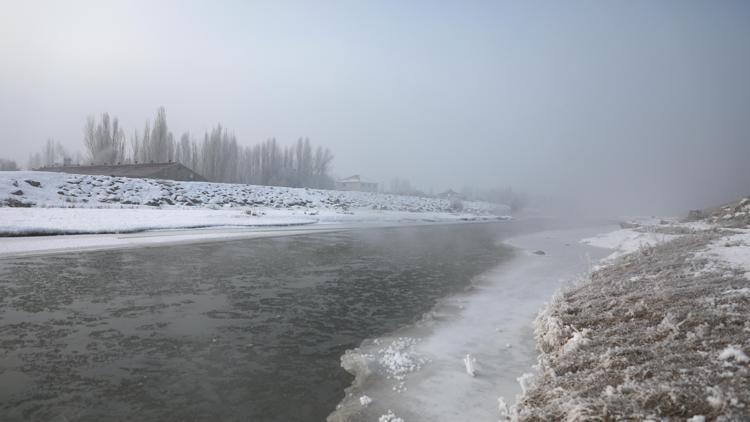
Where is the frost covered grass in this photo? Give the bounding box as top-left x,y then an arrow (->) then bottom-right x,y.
0,171 -> 508,235
513,224 -> 750,420
706,197 -> 750,228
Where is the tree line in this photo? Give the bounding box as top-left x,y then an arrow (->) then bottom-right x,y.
0,158 -> 19,171
26,138 -> 82,171
29,107 -> 335,189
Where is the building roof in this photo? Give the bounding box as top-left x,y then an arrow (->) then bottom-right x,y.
39,162 -> 207,181
438,189 -> 463,198
337,174 -> 377,184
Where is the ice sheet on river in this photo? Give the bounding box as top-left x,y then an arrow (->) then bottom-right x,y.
328,226 -> 613,422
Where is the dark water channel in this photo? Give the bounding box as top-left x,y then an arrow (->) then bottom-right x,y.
0,222 -> 540,421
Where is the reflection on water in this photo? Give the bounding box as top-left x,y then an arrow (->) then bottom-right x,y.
0,223 -> 514,421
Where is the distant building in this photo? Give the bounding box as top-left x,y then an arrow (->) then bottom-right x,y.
437,189 -> 464,200
335,174 -> 378,192
39,162 -> 208,182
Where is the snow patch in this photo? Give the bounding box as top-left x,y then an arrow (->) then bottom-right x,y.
718,345 -> 749,364
700,230 -> 750,279
581,228 -> 679,261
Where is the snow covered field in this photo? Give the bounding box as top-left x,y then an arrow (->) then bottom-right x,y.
0,171 -> 504,229
0,171 -> 508,245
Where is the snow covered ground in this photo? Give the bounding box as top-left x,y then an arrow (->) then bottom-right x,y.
580,227 -> 679,261
700,229 -> 750,280
512,214 -> 750,420
0,171 -> 507,237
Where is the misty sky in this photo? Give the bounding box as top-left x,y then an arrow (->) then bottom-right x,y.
1,0 -> 749,215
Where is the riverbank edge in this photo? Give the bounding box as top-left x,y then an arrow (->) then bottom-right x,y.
0,219 -> 510,259
509,220 -> 750,420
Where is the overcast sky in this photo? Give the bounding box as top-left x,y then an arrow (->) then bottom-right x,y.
1,0 -> 749,215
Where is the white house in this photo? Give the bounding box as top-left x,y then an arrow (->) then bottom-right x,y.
335,175 -> 378,192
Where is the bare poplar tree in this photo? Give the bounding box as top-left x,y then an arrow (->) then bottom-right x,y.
82,113 -> 126,164
178,133 -> 192,166
149,107 -> 170,162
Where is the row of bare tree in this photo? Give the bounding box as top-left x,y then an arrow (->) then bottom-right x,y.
30,107 -> 336,188
27,139 -> 81,170
0,158 -> 19,171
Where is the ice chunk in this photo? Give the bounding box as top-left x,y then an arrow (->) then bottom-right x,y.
359,395 -> 373,407
464,353 -> 477,377
497,397 -> 510,420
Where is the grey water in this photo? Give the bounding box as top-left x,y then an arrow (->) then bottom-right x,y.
0,221 -> 554,421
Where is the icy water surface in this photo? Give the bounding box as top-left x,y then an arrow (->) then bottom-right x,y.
0,222 -> 527,421
330,226 -> 612,421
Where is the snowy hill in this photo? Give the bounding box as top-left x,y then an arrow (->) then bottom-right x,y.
0,171 -> 509,235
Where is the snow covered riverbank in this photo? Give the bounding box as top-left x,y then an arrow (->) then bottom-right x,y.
512,213 -> 750,420
0,171 -> 507,237
0,225 -> 356,258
